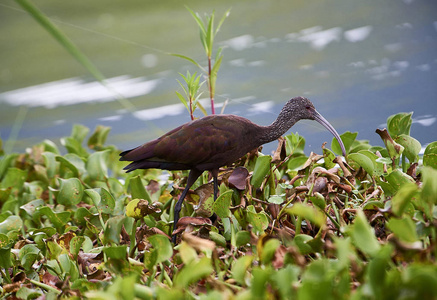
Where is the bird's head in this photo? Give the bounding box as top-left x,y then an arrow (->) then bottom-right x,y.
285,96 -> 347,156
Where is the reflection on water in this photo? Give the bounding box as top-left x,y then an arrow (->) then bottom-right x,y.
1,76 -> 159,108
0,0 -> 436,154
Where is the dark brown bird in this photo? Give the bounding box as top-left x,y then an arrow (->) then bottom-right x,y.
120,97 -> 346,242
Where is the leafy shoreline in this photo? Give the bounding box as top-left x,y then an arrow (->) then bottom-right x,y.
0,112 -> 436,299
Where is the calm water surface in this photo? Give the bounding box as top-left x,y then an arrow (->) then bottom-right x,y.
1,0 -> 436,154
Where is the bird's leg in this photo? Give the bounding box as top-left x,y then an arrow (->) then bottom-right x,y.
211,169 -> 219,201
172,169 -> 202,243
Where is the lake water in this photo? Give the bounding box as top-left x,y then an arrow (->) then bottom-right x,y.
1,0 -> 436,155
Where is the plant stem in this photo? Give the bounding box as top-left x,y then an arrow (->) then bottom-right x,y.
208,56 -> 215,114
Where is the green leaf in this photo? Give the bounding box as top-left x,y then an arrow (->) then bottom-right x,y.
173,256 -> 213,288
294,234 -> 315,254
19,244 -> 40,270
103,215 -> 126,244
246,205 -> 269,234
57,178 -> 84,206
232,255 -> 253,285
0,215 -> 23,234
71,124 -> 90,143
260,238 -> 280,264
209,231 -> 226,247
387,217 -> 419,243
271,265 -> 300,299
171,53 -> 203,70
1,167 -> 27,192
96,187 -> 116,214
347,210 -> 380,257
236,231 -> 251,247
103,245 -> 128,260
43,152 -> 57,178
285,133 -> 305,155
385,169 -> 415,192
250,155 -> 272,189
36,207 -> 70,230
310,192 -> 326,210
56,155 -> 79,178
390,182 -> 418,216
88,125 -> 111,150
212,190 -> 233,219
268,195 -> 285,205
128,175 -> 152,202
423,141 -> 437,169
332,131 -> 358,155
387,112 -> 413,137
395,134 -> 421,162
86,150 -> 110,181
287,155 -> 308,171
61,137 -> 88,158
148,234 -> 172,263
421,166 -> 437,206
348,152 -> 375,176
287,203 -> 326,228
322,147 -> 336,169
251,266 -> 273,299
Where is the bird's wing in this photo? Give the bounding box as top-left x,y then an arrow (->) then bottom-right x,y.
153,115 -> 251,167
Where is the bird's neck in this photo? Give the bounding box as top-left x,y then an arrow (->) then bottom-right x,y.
259,112 -> 298,144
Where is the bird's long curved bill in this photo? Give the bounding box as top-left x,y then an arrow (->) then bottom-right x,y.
313,110 -> 347,156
